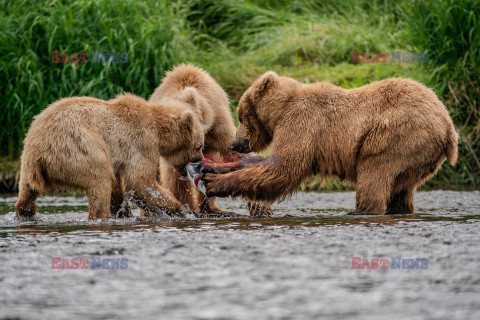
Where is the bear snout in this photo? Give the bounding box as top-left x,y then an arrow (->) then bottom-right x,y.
230,139 -> 251,153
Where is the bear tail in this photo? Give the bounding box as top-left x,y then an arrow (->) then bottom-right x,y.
445,125 -> 458,166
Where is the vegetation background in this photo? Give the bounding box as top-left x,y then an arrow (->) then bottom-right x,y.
1,0 -> 479,192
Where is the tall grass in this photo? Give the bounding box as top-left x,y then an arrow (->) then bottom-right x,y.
403,0 -> 480,187
0,0 -> 195,157
185,0 -> 411,97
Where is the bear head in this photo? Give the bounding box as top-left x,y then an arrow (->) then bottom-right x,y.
160,103 -> 205,177
231,71 -> 297,153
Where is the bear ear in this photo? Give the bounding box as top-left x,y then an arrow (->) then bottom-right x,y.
180,111 -> 194,134
178,87 -> 199,109
256,71 -> 277,94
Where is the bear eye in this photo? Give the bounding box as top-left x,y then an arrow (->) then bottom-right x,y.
238,116 -> 243,123
196,145 -> 202,151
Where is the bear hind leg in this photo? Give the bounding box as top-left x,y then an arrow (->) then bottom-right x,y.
351,168 -> 395,215
386,170 -> 417,214
386,188 -> 415,214
15,183 -> 39,218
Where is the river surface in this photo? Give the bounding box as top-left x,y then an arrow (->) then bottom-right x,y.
0,190 -> 479,320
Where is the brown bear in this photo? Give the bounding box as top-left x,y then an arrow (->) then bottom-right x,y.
204,72 -> 458,215
15,93 -> 205,220
149,64 -> 272,216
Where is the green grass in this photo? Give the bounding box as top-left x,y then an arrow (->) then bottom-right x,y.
401,0 -> 480,188
0,0 -> 195,157
0,0 -> 478,190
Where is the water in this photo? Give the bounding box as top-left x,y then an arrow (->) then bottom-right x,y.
1,191 -> 479,319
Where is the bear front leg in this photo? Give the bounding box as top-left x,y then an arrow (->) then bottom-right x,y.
160,160 -> 197,212
129,181 -> 186,217
203,158 -> 275,216
203,172 -> 239,198
204,133 -> 307,204
204,166 -> 302,202
196,152 -> 242,216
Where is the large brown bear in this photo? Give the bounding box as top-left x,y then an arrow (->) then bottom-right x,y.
15,93 -> 204,219
149,64 -> 272,216
204,72 -> 458,215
